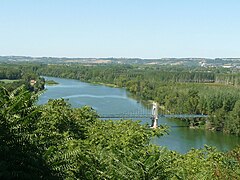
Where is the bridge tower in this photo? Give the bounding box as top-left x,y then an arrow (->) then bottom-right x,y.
151,102 -> 158,128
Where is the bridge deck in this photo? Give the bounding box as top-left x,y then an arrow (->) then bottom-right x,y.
99,114 -> 208,119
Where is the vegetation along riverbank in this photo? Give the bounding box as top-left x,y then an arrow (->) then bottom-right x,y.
36,63 -> 240,136
0,62 -> 240,179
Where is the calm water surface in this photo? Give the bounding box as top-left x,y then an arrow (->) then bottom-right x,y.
38,77 -> 240,153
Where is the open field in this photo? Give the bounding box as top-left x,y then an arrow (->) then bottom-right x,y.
0,79 -> 19,83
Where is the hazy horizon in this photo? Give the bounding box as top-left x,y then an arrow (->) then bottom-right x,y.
1,55 -> 240,60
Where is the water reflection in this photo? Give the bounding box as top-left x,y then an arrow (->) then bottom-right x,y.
39,76 -> 240,153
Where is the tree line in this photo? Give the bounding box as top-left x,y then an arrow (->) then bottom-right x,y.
0,64 -> 45,92
0,85 -> 239,179
1,63 -> 240,179
34,64 -> 240,136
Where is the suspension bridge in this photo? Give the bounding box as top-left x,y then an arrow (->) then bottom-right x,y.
99,102 -> 208,128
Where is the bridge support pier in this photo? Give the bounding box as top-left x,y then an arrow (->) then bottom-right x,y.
151,102 -> 158,129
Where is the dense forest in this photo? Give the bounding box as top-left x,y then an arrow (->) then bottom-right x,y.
0,64 -> 45,92
0,83 -> 240,179
35,64 -> 240,136
1,63 -> 240,136
1,63 -> 240,179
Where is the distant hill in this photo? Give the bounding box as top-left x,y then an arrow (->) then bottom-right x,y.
0,56 -> 240,68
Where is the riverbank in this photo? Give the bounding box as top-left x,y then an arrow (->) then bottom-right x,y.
92,81 -> 118,88
45,80 -> 59,85
39,76 -> 240,153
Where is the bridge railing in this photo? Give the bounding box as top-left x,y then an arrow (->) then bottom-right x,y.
99,113 -> 208,119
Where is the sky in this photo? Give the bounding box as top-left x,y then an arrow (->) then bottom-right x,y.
0,0 -> 240,58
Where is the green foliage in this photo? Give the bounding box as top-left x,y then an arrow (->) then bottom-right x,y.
1,63 -> 240,179
0,64 -> 45,92
36,63 -> 240,135
0,86 -> 57,179
0,86 -> 239,179
45,80 -> 59,85
224,100 -> 240,136
171,146 -> 240,179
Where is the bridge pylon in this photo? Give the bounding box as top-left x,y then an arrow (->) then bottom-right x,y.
151,102 -> 158,129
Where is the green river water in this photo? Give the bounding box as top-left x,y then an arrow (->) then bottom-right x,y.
38,76 -> 240,153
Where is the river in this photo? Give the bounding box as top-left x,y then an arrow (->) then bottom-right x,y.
38,76 -> 240,153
